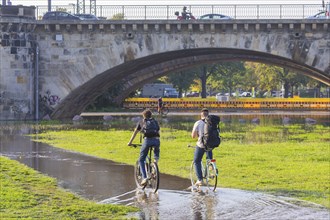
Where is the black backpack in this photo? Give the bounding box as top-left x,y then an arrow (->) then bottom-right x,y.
202,115 -> 221,151
141,118 -> 160,138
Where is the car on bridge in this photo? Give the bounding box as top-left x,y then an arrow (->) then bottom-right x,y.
306,11 -> 328,19
42,11 -> 81,20
75,14 -> 99,20
199,13 -> 233,20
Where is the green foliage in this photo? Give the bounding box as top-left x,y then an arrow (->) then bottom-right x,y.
27,123 -> 330,208
161,70 -> 196,97
56,7 -> 67,12
209,62 -> 246,95
112,13 -> 124,20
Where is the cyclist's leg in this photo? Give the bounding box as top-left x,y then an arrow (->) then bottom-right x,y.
151,138 -> 160,163
206,149 -> 213,160
193,146 -> 205,181
139,140 -> 149,179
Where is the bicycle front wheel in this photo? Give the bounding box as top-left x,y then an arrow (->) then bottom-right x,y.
206,162 -> 218,192
134,160 -> 146,189
148,162 -> 159,193
190,161 -> 199,188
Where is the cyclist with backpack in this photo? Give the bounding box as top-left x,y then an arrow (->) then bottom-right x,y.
157,97 -> 163,114
191,108 -> 221,186
128,109 -> 160,186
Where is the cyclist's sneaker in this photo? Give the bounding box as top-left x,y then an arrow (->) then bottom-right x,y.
141,178 -> 148,186
195,180 -> 203,186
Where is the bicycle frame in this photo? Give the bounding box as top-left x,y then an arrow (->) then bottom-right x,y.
189,145 -> 218,192
156,104 -> 169,116
133,144 -> 160,193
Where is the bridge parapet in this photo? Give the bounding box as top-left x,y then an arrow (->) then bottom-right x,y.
0,5 -> 36,20
35,19 -> 330,33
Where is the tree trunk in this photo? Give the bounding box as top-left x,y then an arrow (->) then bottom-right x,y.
200,66 -> 207,98
284,81 -> 290,98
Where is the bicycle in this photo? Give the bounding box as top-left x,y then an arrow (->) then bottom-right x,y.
188,145 -> 218,192
131,144 -> 160,193
155,103 -> 169,116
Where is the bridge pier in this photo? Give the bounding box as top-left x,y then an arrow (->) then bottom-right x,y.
0,18 -> 37,120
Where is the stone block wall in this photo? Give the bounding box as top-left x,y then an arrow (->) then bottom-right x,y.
0,20 -> 36,120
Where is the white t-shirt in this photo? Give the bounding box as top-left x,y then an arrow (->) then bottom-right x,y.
192,119 -> 205,148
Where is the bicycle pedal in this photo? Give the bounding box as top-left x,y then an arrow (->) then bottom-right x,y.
191,186 -> 198,192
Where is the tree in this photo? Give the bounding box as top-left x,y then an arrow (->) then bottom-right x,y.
112,13 -> 124,20
56,8 -> 67,12
251,63 -> 282,96
191,65 -> 218,98
209,62 -> 246,97
161,69 -> 196,98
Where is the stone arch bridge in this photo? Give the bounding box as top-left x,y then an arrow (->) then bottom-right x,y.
0,18 -> 329,120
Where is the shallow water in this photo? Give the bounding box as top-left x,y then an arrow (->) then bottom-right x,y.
0,134 -> 190,201
102,188 -> 330,220
1,114 -> 329,219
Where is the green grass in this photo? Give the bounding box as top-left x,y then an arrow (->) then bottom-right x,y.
27,124 -> 330,208
0,156 -> 138,219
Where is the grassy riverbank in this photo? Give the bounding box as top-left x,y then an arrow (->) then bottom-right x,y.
28,123 -> 330,208
0,156 -> 138,219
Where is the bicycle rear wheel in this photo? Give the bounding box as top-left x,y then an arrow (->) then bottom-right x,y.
152,108 -> 159,115
190,161 -> 199,189
148,162 -> 159,193
161,107 -> 169,116
206,162 -> 218,192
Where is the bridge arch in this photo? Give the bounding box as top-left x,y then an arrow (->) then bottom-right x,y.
2,19 -> 329,120
51,48 -> 329,119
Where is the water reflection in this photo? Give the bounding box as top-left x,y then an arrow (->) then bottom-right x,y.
135,190 -> 160,220
190,192 -> 218,220
101,188 -> 330,220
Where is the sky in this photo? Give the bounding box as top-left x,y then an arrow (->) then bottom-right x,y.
7,0 -> 327,6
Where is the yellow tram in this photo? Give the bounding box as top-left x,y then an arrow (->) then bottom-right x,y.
123,97 -> 330,111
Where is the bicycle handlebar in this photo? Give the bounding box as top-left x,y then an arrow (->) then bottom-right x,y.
130,144 -> 142,148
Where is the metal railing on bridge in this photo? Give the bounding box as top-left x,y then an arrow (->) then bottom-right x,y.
33,4 -> 327,20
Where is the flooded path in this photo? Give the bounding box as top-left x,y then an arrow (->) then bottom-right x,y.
1,131 -> 329,219
0,134 -> 190,201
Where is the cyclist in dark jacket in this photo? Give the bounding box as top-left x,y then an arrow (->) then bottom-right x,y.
128,109 -> 160,186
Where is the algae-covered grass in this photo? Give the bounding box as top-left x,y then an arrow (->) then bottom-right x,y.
0,156 -> 138,219
28,123 -> 330,208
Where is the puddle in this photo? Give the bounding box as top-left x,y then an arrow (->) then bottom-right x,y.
101,188 -> 329,220
0,134 -> 190,201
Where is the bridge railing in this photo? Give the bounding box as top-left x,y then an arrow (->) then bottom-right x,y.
34,4 -> 326,20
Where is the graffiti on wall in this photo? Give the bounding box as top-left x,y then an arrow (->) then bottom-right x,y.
39,90 -> 61,117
